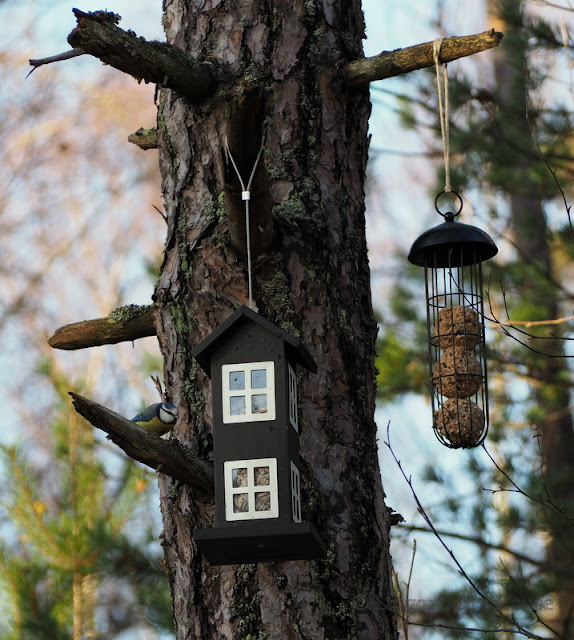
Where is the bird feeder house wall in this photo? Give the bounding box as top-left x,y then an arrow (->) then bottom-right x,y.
205,320 -> 303,527
191,305 -> 325,564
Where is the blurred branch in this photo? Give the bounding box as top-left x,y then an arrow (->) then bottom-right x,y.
482,444 -> 574,526
64,9 -> 216,102
48,305 -> 156,350
344,29 -> 503,87
490,314 -> 574,329
70,392 -> 214,495
399,524 -> 560,572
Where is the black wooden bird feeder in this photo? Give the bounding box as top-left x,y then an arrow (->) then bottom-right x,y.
191,305 -> 326,564
408,192 -> 498,448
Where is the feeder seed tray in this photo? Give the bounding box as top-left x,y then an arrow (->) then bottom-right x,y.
434,398 -> 485,447
432,305 -> 481,349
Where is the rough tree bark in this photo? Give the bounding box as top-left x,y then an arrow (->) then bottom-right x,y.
154,1 -> 395,638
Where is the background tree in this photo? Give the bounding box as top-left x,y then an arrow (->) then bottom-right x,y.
0,3 -> 173,637
375,1 -> 574,637
0,357 -> 172,639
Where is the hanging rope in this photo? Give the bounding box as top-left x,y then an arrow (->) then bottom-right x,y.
224,137 -> 266,310
433,38 -> 452,193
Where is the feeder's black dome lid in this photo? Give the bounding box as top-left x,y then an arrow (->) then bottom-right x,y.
408,219 -> 498,268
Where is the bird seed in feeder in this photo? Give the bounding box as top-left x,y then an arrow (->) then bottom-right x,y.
432,305 -> 481,349
433,347 -> 483,398
255,492 -> 271,512
434,398 -> 485,447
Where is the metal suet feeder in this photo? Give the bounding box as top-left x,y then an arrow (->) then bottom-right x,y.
408,191 -> 498,448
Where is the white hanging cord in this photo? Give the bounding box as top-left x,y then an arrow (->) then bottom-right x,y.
224,137 -> 266,310
433,38 -> 451,193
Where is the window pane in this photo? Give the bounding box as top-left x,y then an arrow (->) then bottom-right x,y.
251,369 -> 267,389
255,492 -> 271,511
229,371 -> 245,390
251,394 -> 268,414
254,466 -> 270,486
232,468 -> 248,488
233,494 -> 249,513
230,396 -> 246,415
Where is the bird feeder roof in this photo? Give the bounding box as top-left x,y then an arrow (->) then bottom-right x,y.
191,305 -> 318,375
408,219 -> 498,268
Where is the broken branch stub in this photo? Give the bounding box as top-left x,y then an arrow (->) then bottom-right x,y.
67,9 -> 216,103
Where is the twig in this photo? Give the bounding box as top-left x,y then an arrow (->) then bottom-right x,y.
385,422 -> 552,640
482,444 -> 574,526
485,281 -> 574,360
499,559 -> 566,640
151,375 -> 165,401
28,49 -> 86,76
152,204 -> 168,224
392,569 -> 408,640
490,315 -> 574,329
529,0 -> 574,13
524,62 -> 574,241
393,540 -> 416,640
397,524 -> 554,571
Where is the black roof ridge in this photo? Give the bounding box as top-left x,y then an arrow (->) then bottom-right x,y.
191,305 -> 317,375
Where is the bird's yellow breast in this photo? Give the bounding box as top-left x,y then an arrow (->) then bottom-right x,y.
134,416 -> 171,435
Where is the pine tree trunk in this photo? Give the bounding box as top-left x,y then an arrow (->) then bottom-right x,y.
154,1 -> 396,638
489,1 -> 574,634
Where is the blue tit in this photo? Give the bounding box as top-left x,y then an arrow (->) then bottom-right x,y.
131,402 -> 178,435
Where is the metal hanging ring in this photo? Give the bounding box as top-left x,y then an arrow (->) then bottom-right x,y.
435,190 -> 463,220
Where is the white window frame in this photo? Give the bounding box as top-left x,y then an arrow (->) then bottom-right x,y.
222,362 -> 275,423
291,462 -> 301,523
288,364 -> 298,432
224,458 -> 279,521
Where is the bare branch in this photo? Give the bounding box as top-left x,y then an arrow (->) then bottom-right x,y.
490,315 -> 574,329
48,304 -> 156,350
344,29 -> 504,87
398,524 -> 570,573
28,49 -> 86,76
69,392 -> 214,495
482,444 -> 574,526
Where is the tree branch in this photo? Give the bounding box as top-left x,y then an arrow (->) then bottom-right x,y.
344,29 -> 504,87
128,127 -> 158,150
28,49 -> 86,76
69,392 -> 214,495
66,9 -> 216,103
399,524 -> 558,572
48,304 -> 156,350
